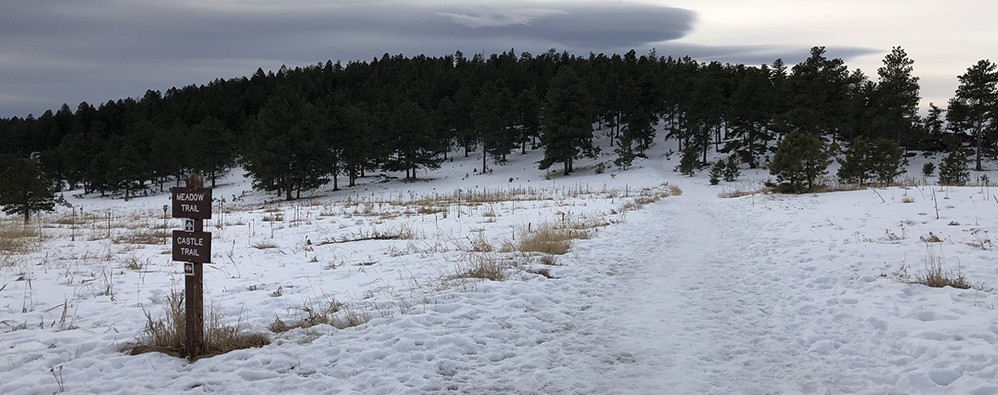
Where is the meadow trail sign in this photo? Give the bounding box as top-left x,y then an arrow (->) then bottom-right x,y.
171,187 -> 212,219
170,175 -> 212,360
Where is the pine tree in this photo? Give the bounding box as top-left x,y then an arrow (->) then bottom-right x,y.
769,131 -> 832,193
473,80 -> 514,173
387,101 -> 443,179
922,162 -> 935,177
938,148 -> 970,186
923,103 -> 945,137
540,66 -> 597,175
946,59 -> 998,171
869,138 -> 907,186
678,145 -> 700,176
873,47 -> 920,145
0,155 -> 63,224
514,87 -> 541,154
837,137 -> 873,186
723,156 -> 741,182
242,87 -> 330,200
784,47 -> 852,136
838,137 -> 906,186
709,160 -> 724,185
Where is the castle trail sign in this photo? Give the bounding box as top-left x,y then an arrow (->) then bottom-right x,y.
172,230 -> 212,263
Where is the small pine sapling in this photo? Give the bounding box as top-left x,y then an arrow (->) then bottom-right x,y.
678,146 -> 700,177
709,160 -> 724,185
723,156 -> 740,182
922,162 -> 935,177
939,148 -> 970,186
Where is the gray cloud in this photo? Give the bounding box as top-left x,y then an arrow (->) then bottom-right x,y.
0,1 -> 874,118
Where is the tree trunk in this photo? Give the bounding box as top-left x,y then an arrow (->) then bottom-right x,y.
482,146 -> 488,174
332,165 -> 339,191
976,125 -> 984,171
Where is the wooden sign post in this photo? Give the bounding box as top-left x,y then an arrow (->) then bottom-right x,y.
171,174 -> 212,360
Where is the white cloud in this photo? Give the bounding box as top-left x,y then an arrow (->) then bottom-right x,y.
439,8 -> 567,28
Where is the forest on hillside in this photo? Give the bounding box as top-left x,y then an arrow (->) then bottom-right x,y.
1,47 -> 996,218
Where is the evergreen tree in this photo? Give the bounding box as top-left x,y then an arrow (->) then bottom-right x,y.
923,103 -> 945,136
453,84 -> 478,157
946,59 -> 998,171
539,66 -> 597,175
869,138 -> 907,186
769,131 -> 832,193
242,87 -> 330,200
723,156 -> 741,182
678,145 -> 700,176
513,87 -> 541,154
727,65 -> 775,168
938,147 -> 970,186
473,80 -> 514,173
188,117 -> 236,187
336,104 -> 375,187
784,47 -> 852,137
872,47 -> 921,144
613,132 -> 637,169
0,155 -> 63,224
709,160 -> 724,185
837,136 -> 873,186
383,101 -> 442,179
837,136 -> 906,187
922,162 -> 935,177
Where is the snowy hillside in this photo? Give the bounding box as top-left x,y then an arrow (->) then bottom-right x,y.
2,141 -> 998,394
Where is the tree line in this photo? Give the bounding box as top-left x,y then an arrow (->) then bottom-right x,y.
1,47 -> 996,221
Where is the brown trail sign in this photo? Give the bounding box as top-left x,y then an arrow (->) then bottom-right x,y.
172,187 -> 212,219
171,230 -> 212,263
170,175 -> 212,360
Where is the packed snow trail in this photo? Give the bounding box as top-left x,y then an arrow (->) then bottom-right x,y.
555,180 -> 880,394
556,180 -> 816,393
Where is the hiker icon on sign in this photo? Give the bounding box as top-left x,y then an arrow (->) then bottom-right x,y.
184,219 -> 195,232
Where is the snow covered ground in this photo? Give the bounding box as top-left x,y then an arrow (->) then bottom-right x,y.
2,141 -> 998,394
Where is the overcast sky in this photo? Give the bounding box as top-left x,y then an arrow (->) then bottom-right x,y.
2,0 -> 995,118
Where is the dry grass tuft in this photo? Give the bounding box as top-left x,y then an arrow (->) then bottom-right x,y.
919,233 -> 942,243
113,229 -> 168,245
518,224 -> 589,255
270,299 -> 371,333
0,221 -> 38,254
538,255 -> 558,266
467,233 -> 494,253
908,247 -> 971,289
527,267 -> 555,279
252,240 -> 280,250
720,186 -> 771,198
127,291 -> 270,359
454,252 -> 507,281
